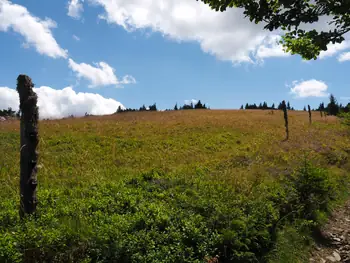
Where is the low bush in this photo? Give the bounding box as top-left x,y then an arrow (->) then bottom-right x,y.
0,162 -> 348,263
339,112 -> 350,126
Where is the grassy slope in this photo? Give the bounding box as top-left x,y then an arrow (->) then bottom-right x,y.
0,110 -> 349,262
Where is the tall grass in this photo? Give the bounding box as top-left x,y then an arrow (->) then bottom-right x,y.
0,110 -> 349,262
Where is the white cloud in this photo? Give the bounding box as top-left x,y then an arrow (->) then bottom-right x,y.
0,86 -> 124,119
289,79 -> 329,98
0,86 -> 18,111
68,58 -> 136,87
255,35 -> 290,60
72,34 -> 80,41
184,99 -> 198,105
0,0 -> 68,58
338,52 -> 350,62
67,0 -> 84,19
89,0 -> 291,64
319,41 -> 350,59
87,0 -> 350,64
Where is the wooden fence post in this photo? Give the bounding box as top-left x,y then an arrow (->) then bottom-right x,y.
282,100 -> 289,140
17,75 -> 39,217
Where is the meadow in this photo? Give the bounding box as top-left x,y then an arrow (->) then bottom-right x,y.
0,109 -> 349,262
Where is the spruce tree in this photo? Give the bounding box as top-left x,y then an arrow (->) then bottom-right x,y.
277,102 -> 283,110
262,102 -> 268,110
327,94 -> 339,116
195,100 -> 203,109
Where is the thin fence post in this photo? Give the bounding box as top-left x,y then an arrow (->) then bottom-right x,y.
282,100 -> 289,140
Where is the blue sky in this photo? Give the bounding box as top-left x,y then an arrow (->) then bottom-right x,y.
0,0 -> 349,118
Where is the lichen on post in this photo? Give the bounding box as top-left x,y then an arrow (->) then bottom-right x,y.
17,75 -> 39,217
281,100 -> 289,140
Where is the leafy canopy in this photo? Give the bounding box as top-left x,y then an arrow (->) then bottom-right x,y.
197,0 -> 350,60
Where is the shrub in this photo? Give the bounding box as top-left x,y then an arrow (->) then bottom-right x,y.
339,112 -> 350,126
289,161 -> 338,221
0,162 -> 348,263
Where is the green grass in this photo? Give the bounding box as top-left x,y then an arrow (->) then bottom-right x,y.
0,110 -> 349,262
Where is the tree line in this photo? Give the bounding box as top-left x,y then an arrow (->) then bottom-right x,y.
241,101 -> 295,110
1,95 -> 349,118
241,94 -> 350,117
315,95 -> 350,116
0,107 -> 20,118
116,100 -> 209,113
116,103 -> 159,113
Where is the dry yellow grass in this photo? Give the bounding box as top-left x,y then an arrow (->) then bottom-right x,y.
1,109 -> 348,189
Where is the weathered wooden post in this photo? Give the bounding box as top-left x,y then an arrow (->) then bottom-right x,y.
17,75 -> 39,217
281,100 -> 289,140
308,105 -> 312,125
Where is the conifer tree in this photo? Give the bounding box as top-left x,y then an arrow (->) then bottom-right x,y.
327,94 -> 339,116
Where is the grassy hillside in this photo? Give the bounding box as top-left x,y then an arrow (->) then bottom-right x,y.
0,110 -> 349,262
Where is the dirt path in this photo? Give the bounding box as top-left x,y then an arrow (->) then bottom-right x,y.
310,200 -> 350,263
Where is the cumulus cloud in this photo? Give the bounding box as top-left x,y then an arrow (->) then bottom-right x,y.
0,87 -> 18,111
0,86 -> 124,119
0,0 -> 68,58
255,35 -> 290,60
289,79 -> 329,98
338,52 -> 350,62
68,58 -> 136,87
67,0 -> 84,19
89,0 -> 291,64
89,0 -> 350,64
319,41 -> 350,59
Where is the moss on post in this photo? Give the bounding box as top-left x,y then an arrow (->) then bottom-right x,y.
17,75 -> 39,217
308,105 -> 312,125
282,100 -> 289,140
